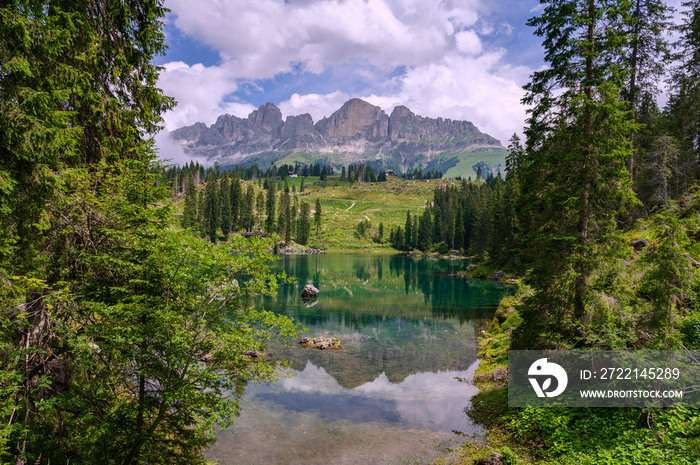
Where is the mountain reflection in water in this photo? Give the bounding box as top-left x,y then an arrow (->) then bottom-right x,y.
207,254 -> 514,465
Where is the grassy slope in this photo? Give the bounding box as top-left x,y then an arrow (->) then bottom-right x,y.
172,175 -> 459,251
294,175 -> 453,251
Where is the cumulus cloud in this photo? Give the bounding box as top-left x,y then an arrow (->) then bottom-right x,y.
455,30 -> 482,55
158,61 -> 255,131
156,0 -> 533,159
166,0 -> 483,78
278,91 -> 352,122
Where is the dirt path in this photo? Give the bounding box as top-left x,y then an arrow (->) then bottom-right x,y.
345,201 -> 356,211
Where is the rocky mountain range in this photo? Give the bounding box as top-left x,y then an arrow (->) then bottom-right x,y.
170,98 -> 507,178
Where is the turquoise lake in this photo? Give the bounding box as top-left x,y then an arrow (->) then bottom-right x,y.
208,253 -> 514,464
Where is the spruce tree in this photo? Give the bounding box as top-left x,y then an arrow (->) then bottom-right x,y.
297,201 -> 311,245
230,172 -> 242,231
265,181 -> 276,234
404,211 -> 413,249
517,0 -> 638,344
204,177 -> 220,243
220,176 -> 231,240
314,198 -> 322,239
182,172 -> 197,229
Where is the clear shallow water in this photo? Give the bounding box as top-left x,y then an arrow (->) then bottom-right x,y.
207,254 -> 514,465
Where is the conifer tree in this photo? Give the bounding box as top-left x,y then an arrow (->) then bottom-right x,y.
517,0 -> 638,343
220,176 -> 232,240
297,201 -> 311,245
230,172 -> 242,231
404,211 -> 413,249
265,181 -> 276,234
204,176 -> 220,242
182,172 -> 197,229
314,198 -> 322,239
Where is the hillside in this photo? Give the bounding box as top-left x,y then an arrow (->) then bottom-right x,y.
173,174 -> 454,251
170,98 -> 507,179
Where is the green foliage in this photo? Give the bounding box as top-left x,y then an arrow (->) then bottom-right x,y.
0,1 -> 302,463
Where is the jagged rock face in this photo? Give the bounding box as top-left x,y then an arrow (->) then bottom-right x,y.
248,102 -> 283,134
314,98 -> 389,142
169,98 -> 505,174
389,105 -> 479,141
281,113 -> 320,138
170,121 -> 208,143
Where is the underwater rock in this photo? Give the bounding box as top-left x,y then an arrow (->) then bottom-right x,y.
299,336 -> 342,350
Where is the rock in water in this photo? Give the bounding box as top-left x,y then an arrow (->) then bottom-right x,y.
301,284 -> 319,298
299,336 -> 342,350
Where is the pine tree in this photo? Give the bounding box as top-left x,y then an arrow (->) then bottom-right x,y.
265,181 -> 276,234
666,0 -> 700,193
517,0 -> 638,343
297,201 -> 311,245
204,177 -> 220,242
220,176 -> 231,240
417,209 -> 432,252
230,172 -> 242,231
314,198 -> 322,239
182,172 -> 197,229
404,211 -> 413,249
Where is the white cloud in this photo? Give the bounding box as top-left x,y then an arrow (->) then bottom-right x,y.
278,91 -> 352,122
455,30 -> 482,55
158,61 -> 255,131
165,0 -> 483,78
278,52 -> 530,145
157,0 -> 531,157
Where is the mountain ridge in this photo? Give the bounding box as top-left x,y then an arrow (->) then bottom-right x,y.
170,98 -> 507,177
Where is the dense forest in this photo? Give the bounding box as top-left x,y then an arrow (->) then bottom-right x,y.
0,1 -> 300,464
3,0 -> 700,464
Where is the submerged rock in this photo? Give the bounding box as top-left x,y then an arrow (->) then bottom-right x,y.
301,284 -> 319,298
299,336 -> 342,350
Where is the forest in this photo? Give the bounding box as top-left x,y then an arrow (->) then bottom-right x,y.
2,0 -> 700,464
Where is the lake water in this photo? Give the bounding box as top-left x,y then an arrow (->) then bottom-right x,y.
207,254 -> 513,465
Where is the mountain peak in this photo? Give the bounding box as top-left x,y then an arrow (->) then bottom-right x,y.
315,98 -> 388,141
170,98 -> 505,178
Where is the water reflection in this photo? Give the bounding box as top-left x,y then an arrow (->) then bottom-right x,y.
209,254 -> 513,465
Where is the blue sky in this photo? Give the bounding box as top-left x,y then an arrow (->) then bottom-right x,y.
154,0 -> 683,163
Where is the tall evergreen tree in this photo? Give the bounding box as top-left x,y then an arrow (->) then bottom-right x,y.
314,198 -> 322,239
666,0 -> 700,191
297,201 -> 311,245
264,181 -> 276,234
182,172 -> 197,229
230,172 -> 242,231
204,176 -> 220,242
220,176 -> 232,240
404,211 -> 413,249
517,0 -> 638,344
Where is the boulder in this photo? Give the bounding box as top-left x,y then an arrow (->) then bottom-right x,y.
492,271 -> 506,280
632,238 -> 650,250
299,336 -> 342,350
683,253 -> 700,267
301,284 -> 319,298
475,452 -> 503,465
475,452 -> 504,465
